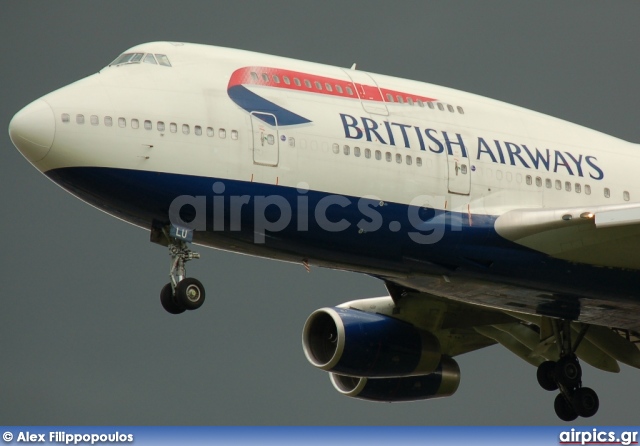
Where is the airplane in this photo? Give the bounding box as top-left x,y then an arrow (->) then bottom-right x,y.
8,41 -> 640,422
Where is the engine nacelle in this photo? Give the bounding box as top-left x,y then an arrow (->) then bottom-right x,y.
302,307 -> 441,377
329,356 -> 460,402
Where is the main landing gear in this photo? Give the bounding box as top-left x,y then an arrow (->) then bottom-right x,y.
536,320 -> 599,421
152,224 -> 206,315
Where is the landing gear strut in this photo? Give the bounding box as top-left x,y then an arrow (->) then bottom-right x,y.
536,320 -> 599,420
152,224 -> 206,314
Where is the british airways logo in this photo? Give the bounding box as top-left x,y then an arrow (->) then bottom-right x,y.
340,113 -> 604,180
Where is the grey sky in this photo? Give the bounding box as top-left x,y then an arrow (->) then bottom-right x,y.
1,1 -> 639,425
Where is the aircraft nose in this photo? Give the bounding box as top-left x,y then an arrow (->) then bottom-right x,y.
9,99 -> 55,164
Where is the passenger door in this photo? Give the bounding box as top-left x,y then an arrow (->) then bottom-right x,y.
251,112 -> 279,167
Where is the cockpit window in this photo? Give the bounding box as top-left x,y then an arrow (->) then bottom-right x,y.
155,54 -> 171,67
109,52 -> 171,67
143,54 -> 157,64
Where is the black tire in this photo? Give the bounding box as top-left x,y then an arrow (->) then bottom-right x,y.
572,387 -> 599,418
554,393 -> 578,422
555,355 -> 581,388
537,361 -> 558,391
160,282 -> 185,314
175,278 -> 206,310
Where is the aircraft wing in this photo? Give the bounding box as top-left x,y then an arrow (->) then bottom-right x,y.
494,203 -> 640,269
371,282 -> 640,374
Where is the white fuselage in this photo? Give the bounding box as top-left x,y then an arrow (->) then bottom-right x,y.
10,42 -> 640,328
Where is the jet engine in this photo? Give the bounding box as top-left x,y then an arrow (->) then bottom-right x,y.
329,356 -> 460,402
302,306 -> 441,377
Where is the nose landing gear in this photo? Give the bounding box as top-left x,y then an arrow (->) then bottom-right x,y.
152,224 -> 206,315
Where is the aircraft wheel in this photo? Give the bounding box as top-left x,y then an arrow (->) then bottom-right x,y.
175,278 -> 206,310
555,355 -> 581,388
536,361 -> 558,391
572,387 -> 599,418
160,282 -> 186,314
554,393 -> 578,422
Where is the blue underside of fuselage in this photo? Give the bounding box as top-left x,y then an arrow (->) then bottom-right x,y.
45,166 -> 640,305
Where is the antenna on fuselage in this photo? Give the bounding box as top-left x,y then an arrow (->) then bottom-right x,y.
350,63 -> 357,70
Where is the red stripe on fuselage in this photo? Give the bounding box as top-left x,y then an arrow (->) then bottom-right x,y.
228,67 -> 436,105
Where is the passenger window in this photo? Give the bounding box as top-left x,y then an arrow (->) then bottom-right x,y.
90,115 -> 99,126
283,76 -> 290,85
219,129 -> 226,138
182,124 -> 190,134
143,54 -> 157,64
76,114 -> 85,124
396,95 -> 403,103
386,94 -> 394,102
536,176 -> 542,187
545,178 -> 552,188
555,180 -> 561,190
375,150 -> 381,160
325,83 -> 332,92
585,185 -> 591,195
395,153 -> 402,163
195,125 -> 202,136
104,116 -> 112,127
118,117 -> 126,128
304,79 -> 312,88
447,105 -> 454,112
207,127 -> 214,137
267,134 -> 274,145
526,175 -> 532,185
132,119 -> 139,129
386,152 -> 392,162
155,54 -> 171,67
427,102 -> 435,109
365,148 -> 371,159
624,191 -> 630,201
61,113 -> 70,123
604,188 -> 610,198
157,121 -> 165,132
354,147 -> 361,157
170,122 -> 177,133
416,157 -> 423,167
437,103 -> 444,111
343,145 -> 350,155
314,81 -> 322,90
417,100 -> 424,107
288,137 -> 295,147
406,155 -> 412,165
496,170 -> 503,180
346,86 -> 354,96
575,183 -> 581,193
231,130 -> 238,140
273,75 -> 280,83
461,164 -> 468,174
332,143 -> 339,154
336,85 -> 343,94
251,72 -> 259,82
565,181 -> 571,192
144,120 -> 152,130
407,98 -> 414,106
457,106 -> 465,114
261,73 -> 269,82
294,78 -> 301,86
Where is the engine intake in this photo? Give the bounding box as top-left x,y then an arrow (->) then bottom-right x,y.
329,356 -> 460,402
302,307 -> 441,377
